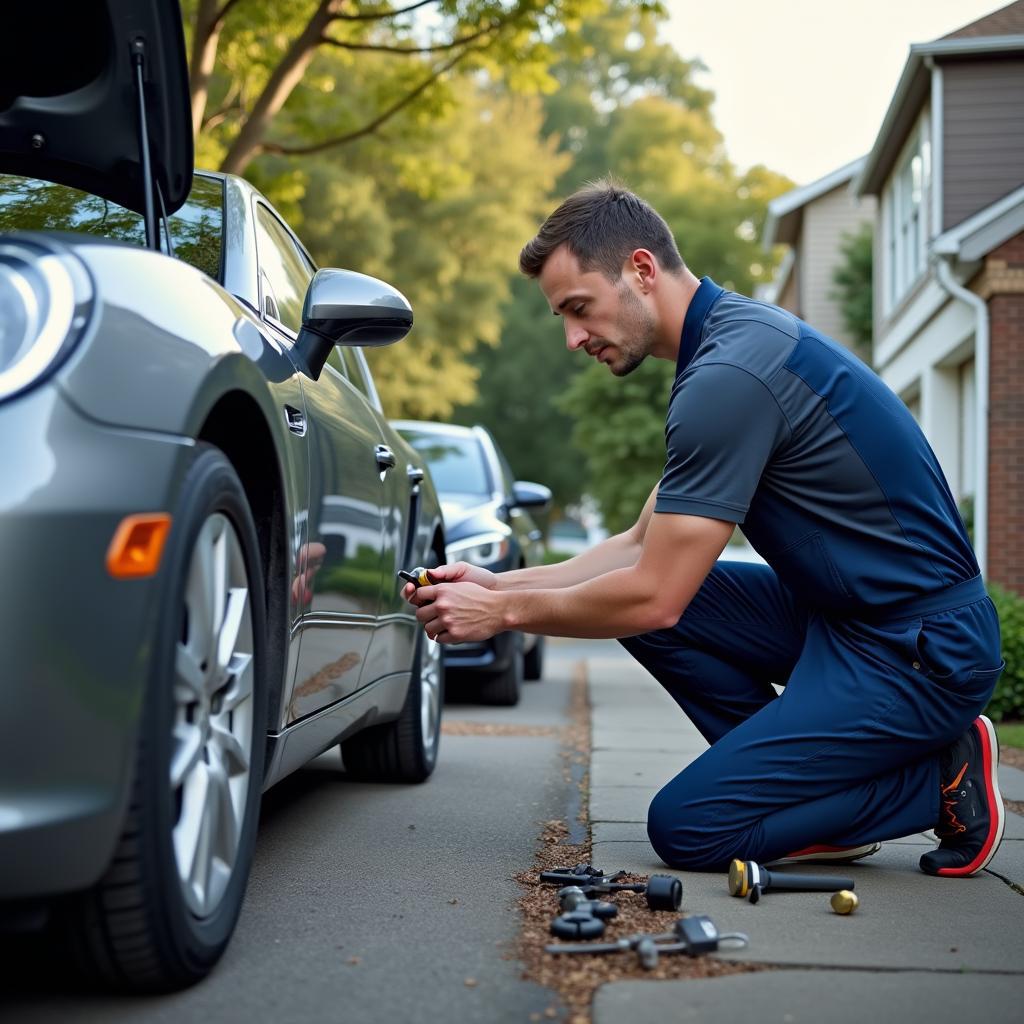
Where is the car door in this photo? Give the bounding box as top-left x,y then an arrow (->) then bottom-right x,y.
337,348 -> 420,684
252,202 -> 386,723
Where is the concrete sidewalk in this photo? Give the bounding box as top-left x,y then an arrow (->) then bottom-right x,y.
581,641 -> 1024,1024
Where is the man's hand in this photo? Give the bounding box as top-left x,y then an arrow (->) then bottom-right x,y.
400,561 -> 497,603
412,581 -> 505,644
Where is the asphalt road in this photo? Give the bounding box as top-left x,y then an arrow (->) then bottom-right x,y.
2,643 -> 588,1023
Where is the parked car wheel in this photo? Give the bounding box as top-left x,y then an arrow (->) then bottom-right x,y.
524,636 -> 545,681
64,445 -> 268,991
478,632 -> 523,706
342,573 -> 445,783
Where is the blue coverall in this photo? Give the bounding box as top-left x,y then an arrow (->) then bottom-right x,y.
622,279 -> 1004,870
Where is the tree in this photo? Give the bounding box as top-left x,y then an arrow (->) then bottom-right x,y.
831,222 -> 874,361
268,85 -> 570,418
183,0 -> 625,176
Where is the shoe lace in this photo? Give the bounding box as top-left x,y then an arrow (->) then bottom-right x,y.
938,760 -> 969,835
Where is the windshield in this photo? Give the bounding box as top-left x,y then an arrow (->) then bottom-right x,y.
0,173 -> 224,281
398,430 -> 491,498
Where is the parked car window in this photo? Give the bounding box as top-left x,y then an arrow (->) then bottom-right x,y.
0,173 -> 224,281
399,430 -> 490,497
254,204 -> 312,334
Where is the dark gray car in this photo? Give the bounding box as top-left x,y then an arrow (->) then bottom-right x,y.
0,0 -> 445,992
393,420 -> 551,706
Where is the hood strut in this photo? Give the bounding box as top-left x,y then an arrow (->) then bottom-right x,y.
131,37 -> 161,251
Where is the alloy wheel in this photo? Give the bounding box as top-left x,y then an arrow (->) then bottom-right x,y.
171,513 -> 255,918
420,633 -> 442,751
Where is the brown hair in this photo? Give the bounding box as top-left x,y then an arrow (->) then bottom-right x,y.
519,178 -> 684,280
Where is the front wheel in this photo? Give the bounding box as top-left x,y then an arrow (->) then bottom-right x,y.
342,626 -> 444,783
65,445 -> 268,992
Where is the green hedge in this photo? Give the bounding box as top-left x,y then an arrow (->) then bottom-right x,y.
986,584 -> 1024,722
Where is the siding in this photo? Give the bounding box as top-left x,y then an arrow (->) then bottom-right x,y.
942,57 -> 1024,230
798,185 -> 875,349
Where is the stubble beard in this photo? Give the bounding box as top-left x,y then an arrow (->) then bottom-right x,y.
608,281 -> 657,377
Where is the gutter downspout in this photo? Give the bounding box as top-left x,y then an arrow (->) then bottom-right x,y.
934,256 -> 989,579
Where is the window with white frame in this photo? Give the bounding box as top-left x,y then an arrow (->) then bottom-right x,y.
885,126 -> 931,310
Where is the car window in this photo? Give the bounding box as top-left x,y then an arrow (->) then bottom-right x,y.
0,173 -> 224,280
338,347 -> 371,398
398,431 -> 490,497
254,204 -> 312,334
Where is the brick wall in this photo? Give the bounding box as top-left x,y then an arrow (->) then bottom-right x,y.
986,230 -> 1024,593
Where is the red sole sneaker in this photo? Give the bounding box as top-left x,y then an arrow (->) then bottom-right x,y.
936,715 -> 1005,877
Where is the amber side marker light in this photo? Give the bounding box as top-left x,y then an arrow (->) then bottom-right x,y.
106,514 -> 172,579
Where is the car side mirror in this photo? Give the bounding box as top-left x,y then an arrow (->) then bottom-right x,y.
294,268 -> 413,380
510,481 -> 552,511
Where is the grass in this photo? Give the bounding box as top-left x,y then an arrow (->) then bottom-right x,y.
995,721 -> 1024,751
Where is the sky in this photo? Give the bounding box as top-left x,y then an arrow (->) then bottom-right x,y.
661,0 -> 1008,186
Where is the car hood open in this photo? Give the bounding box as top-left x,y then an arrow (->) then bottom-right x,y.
0,0 -> 193,217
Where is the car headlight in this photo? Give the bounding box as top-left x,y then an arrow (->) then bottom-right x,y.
0,239 -> 92,402
447,531 -> 511,567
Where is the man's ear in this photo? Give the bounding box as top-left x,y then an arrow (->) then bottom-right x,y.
628,249 -> 657,291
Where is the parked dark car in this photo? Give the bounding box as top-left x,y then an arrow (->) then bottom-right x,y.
392,420 -> 552,705
0,0 -> 445,992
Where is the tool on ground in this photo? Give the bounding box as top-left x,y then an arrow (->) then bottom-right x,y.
550,910 -> 607,940
397,566 -> 437,588
557,886 -> 619,918
545,915 -> 749,969
830,890 -> 859,915
540,864 -> 682,911
728,859 -> 855,904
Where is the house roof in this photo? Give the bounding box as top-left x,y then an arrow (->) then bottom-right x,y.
762,157 -> 866,249
943,0 -> 1024,40
854,8 -> 1024,197
932,182 -> 1024,261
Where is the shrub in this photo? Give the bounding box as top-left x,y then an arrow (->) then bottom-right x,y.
985,584 -> 1024,722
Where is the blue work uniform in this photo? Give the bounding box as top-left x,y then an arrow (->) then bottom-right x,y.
622,278 -> 1004,870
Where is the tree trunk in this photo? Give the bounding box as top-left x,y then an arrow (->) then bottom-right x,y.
219,0 -> 340,177
189,0 -> 225,141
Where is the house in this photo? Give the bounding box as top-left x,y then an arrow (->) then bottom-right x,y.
760,157 -> 876,354
853,0 -> 1024,592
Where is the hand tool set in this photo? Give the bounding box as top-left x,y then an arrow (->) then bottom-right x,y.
539,862 -> 747,968
539,856 -> 863,969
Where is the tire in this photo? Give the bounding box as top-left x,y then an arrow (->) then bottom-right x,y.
523,635 -> 545,681
478,632 -> 523,706
65,445 -> 268,992
342,604 -> 444,783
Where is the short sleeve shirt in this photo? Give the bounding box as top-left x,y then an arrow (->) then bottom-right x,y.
655,278 -> 979,612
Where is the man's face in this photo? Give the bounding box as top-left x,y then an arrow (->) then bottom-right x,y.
538,245 -> 657,377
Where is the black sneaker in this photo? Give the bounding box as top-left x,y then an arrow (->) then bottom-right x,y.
920,715 -> 1004,877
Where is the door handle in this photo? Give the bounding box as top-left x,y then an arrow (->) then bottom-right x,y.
375,444 -> 397,470
284,405 -> 306,436
407,465 -> 425,487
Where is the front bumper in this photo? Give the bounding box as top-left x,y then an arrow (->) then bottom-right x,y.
0,384 -> 191,900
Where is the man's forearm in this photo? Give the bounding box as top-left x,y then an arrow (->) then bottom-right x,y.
497,564 -> 670,639
494,530 -> 641,591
